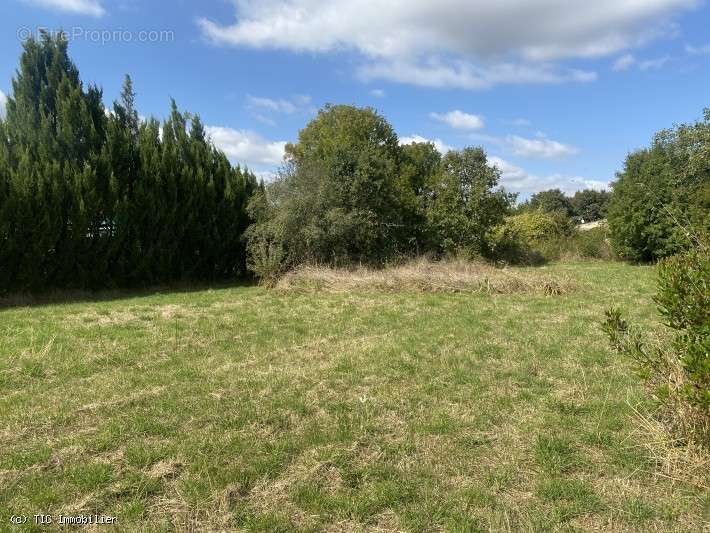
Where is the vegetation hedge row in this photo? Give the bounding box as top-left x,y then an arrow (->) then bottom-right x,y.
0,34 -> 257,293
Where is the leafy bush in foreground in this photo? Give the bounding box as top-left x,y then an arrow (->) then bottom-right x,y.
603,238 -> 709,445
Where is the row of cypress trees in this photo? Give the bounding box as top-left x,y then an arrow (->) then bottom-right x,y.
0,33 -> 258,293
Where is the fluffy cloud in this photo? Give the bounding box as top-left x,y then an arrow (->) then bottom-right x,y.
198,0 -> 693,89
470,132 -> 579,159
638,56 -> 670,70
502,118 -> 531,127
246,94 -> 312,114
206,126 -> 287,167
400,134 -> 453,154
357,59 -> 596,90
0,90 -> 7,119
488,156 -> 609,195
506,135 -> 578,158
430,110 -> 484,130
369,89 -> 386,98
25,0 -> 105,16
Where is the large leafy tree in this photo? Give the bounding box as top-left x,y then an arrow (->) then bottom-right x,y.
246,107 -> 515,278
608,110 -> 709,262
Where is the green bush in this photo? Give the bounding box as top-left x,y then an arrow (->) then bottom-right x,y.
543,226 -> 615,261
574,227 -> 611,258
655,246 -> 710,408
503,210 -> 573,243
490,210 -> 573,264
603,237 -> 709,445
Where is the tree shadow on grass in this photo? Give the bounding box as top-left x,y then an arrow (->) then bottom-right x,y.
0,278 -> 258,310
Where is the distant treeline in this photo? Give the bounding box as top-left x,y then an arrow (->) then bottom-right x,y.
0,34 -> 257,293
515,188 -> 610,223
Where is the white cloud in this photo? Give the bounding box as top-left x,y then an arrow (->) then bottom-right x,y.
357,58 -> 597,90
206,126 -> 287,167
470,132 -> 579,159
198,0 -> 693,89
246,94 -> 312,114
0,90 -> 7,119
686,43 -> 710,55
400,134 -> 454,154
25,0 -> 105,16
488,156 -> 609,195
370,89 -> 386,98
506,135 -> 579,158
638,56 -> 670,70
252,169 -> 279,182
502,118 -> 531,127
613,53 -> 670,71
613,53 -> 636,71
430,110 -> 484,130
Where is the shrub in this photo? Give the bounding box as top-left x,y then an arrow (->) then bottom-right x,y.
543,226 -> 615,261
490,210 -> 573,264
574,227 -> 611,258
602,236 -> 709,446
655,246 -> 710,408
503,209 -> 574,243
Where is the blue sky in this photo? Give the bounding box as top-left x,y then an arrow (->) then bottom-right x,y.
1,0 -> 709,196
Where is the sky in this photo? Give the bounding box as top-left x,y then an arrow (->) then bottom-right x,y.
1,0 -> 709,196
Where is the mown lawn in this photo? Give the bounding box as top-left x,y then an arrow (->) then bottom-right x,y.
1,261 -> 707,531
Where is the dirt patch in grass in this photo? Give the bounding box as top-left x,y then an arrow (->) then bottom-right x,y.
276,258 -> 575,296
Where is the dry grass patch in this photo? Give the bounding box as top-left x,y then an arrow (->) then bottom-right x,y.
277,258 -> 574,295
626,403 -> 710,492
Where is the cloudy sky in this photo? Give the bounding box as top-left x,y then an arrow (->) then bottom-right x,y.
1,0 -> 709,195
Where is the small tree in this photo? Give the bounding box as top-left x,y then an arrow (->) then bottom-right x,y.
282,104 -> 411,264
427,147 -> 514,257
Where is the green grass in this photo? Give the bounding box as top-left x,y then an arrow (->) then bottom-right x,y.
0,261 -> 707,531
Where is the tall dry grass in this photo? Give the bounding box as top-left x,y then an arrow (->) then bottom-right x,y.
276,257 -> 574,295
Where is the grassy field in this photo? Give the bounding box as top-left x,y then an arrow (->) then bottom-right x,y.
1,261 -> 707,531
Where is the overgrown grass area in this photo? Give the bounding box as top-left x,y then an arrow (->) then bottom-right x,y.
276,258 -> 575,296
1,261 -> 707,531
